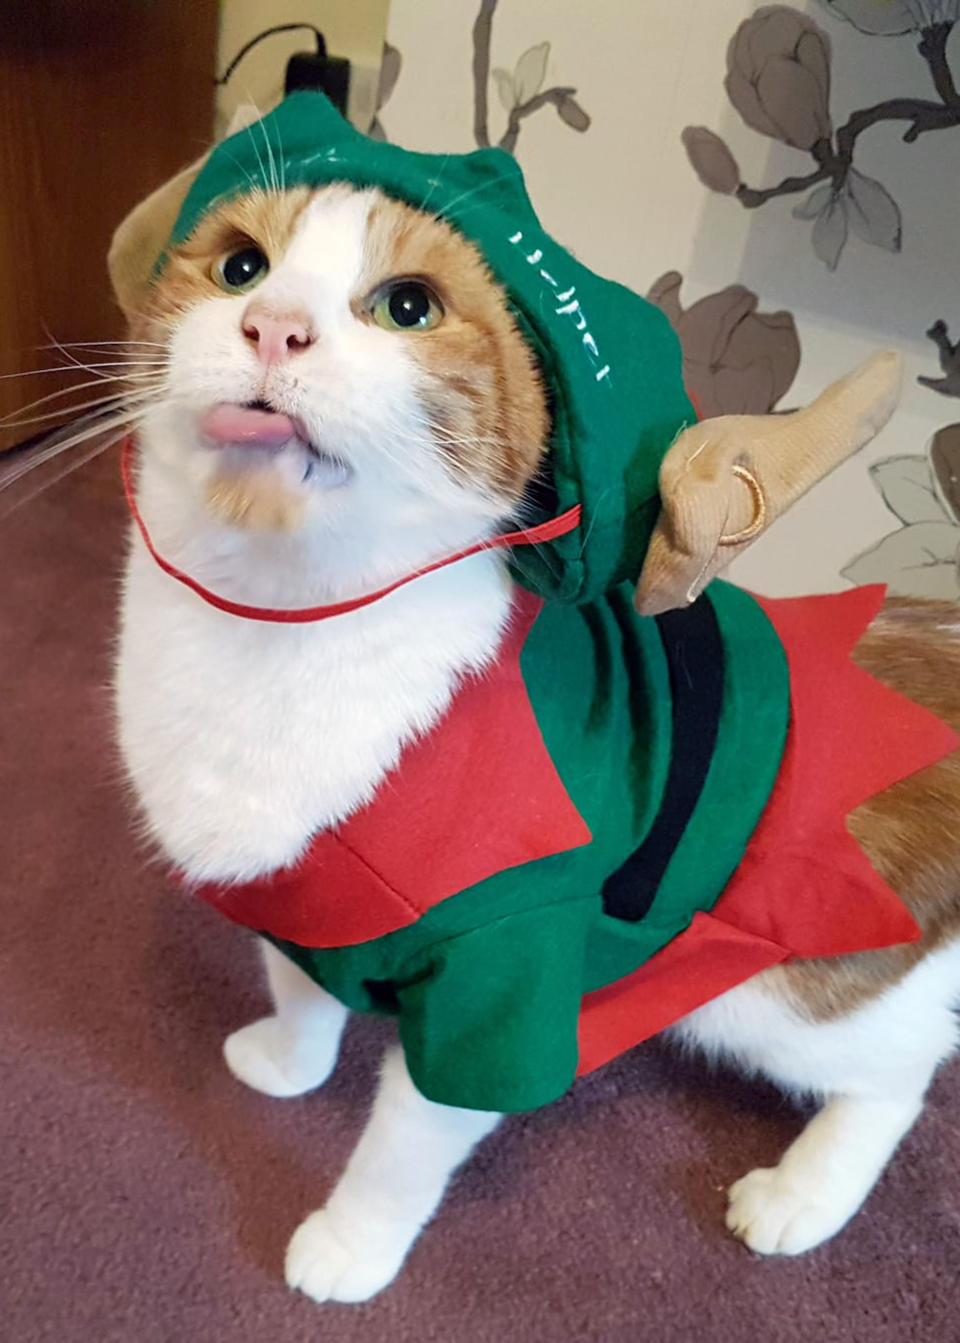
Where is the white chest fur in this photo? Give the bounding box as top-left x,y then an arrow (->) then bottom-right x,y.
115,534 -> 511,884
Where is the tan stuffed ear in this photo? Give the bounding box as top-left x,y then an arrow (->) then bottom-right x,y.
107,156 -> 208,321
107,104 -> 264,322
635,351 -> 902,616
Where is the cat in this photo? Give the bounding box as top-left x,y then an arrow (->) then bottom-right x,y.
114,178 -> 960,1306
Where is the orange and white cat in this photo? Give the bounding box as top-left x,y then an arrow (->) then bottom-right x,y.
114,180 -> 960,1305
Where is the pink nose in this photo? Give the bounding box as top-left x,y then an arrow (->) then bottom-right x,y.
242,301 -> 315,366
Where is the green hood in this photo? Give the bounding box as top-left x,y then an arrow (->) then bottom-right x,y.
168,92 -> 696,604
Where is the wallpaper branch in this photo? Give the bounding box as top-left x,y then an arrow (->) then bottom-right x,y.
470,0 -> 590,153
922,320 -> 960,396
684,3 -> 960,269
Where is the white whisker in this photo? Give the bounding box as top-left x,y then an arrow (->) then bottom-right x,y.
259,112 -> 280,193
0,405 -> 150,497
0,361 -> 165,382
241,98 -> 270,190
0,375 -> 162,426
36,339 -> 167,350
0,427 -> 128,519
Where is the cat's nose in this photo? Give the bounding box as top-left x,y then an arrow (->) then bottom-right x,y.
241,301 -> 315,366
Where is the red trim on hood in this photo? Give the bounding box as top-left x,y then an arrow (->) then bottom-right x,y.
120,435 -> 580,624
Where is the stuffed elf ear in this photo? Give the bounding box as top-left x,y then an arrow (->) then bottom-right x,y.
634,350 -> 902,616
107,157 -> 207,320
107,104 -> 262,321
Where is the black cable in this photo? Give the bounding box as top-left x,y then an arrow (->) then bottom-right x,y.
216,23 -> 325,87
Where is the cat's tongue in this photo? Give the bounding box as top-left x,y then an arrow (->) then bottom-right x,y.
200,403 -> 296,447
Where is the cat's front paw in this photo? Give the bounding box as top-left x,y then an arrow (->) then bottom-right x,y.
223,1016 -> 338,1098
726,1165 -> 856,1255
285,1209 -> 409,1304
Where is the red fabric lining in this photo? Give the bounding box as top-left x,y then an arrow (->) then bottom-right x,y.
120,435 -> 581,624
577,912 -> 788,1073
576,585 -> 959,1078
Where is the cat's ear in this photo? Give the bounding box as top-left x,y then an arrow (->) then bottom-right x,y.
107,103 -> 264,321
634,352 -> 902,615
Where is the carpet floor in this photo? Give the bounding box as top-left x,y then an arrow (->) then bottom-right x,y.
2,452 -> 958,1343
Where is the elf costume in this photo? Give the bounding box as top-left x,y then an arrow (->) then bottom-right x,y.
137,93 -> 957,1112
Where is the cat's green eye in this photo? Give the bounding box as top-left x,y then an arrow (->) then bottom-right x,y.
215,246 -> 270,294
371,280 -> 443,332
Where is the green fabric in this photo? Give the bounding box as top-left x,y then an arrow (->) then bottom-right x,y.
168,94 -> 792,1111
168,92 -> 695,603
269,581 -> 789,1112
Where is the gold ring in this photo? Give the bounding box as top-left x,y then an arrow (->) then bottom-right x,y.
718,464 -> 767,546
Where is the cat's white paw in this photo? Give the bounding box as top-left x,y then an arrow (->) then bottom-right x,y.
285,1209 -> 408,1304
726,1165 -> 857,1255
222,1016 -> 337,1098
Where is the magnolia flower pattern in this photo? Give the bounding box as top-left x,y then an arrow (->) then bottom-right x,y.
490,41 -> 590,152
368,0 -> 592,157
684,3 -> 960,269
842,425 -> 960,597
726,6 -> 832,150
473,1 -> 590,154
647,272 -> 800,416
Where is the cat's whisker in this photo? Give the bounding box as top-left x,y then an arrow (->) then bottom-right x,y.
219,146 -> 261,196
0,375 -> 163,426
418,155 -> 451,217
273,114 -> 287,192
0,422 -> 134,519
0,404 -> 151,498
258,113 -> 280,194
0,361 -> 166,382
428,172 -> 504,225
241,101 -> 271,190
0,384 -> 161,433
36,339 -> 168,350
39,331 -> 167,383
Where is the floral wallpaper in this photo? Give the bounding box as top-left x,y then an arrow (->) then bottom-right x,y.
843,425 -> 960,596
376,0 -> 804,422
646,273 -> 800,416
381,0 -> 959,599
685,2 -> 960,271
373,0 -> 591,153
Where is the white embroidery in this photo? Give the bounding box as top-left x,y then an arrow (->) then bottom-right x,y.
508,231 -> 611,387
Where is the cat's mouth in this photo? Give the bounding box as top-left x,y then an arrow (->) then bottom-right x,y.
198,401 -> 352,489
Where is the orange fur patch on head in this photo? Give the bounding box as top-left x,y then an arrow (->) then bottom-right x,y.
359,194 -> 549,505
131,187 -> 313,340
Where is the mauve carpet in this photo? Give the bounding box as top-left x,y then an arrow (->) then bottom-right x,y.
2,452 -> 958,1343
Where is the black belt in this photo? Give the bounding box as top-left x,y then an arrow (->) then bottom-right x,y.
601,595 -> 725,923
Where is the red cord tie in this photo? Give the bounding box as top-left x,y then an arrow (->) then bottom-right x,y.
120,435 -> 581,624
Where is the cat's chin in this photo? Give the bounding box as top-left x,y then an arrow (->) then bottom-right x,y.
206,439 -> 351,492
201,441 -> 352,534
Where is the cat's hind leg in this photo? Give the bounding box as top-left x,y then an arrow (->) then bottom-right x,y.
223,940 -> 348,1098
674,939 -> 960,1255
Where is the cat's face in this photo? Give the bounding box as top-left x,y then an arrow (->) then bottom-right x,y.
131,184 -> 548,592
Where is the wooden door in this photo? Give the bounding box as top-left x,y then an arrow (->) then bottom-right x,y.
0,0 -> 219,451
